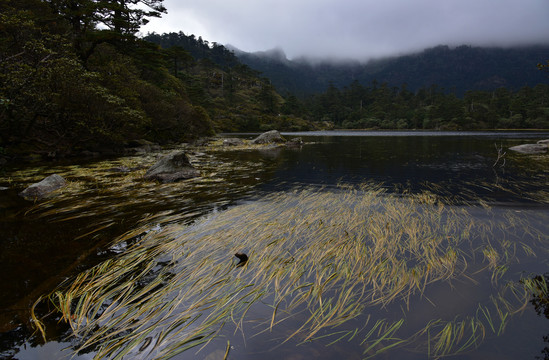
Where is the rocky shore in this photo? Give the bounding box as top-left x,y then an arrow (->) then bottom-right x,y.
13,130 -> 304,199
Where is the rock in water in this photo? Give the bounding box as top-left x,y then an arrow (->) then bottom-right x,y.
509,143 -> 547,154
18,174 -> 66,200
222,138 -> 244,146
286,137 -> 303,147
251,130 -> 286,144
144,151 -> 200,183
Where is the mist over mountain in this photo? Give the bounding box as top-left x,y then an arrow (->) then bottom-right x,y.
232,45 -> 549,97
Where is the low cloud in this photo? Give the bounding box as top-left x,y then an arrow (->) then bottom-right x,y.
141,0 -> 549,60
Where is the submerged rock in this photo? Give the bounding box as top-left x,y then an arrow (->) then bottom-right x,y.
509,143 -> 547,154
222,138 -> 245,146
251,130 -> 286,144
286,137 -> 303,147
144,151 -> 200,183
18,174 -> 67,200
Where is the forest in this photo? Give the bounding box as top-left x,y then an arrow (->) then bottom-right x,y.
1,0 -> 548,160
0,0 -> 302,160
300,80 -> 549,130
145,31 -> 549,131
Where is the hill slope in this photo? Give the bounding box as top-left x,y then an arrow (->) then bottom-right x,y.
144,32 -> 315,132
234,45 -> 549,96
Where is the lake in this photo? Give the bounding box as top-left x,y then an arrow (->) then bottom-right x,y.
1,131 -> 548,359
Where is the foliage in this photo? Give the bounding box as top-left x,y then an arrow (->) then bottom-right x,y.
298,80 -> 549,129
0,0 -> 218,156
145,32 -> 317,133
144,31 -> 242,70
0,2 -> 142,153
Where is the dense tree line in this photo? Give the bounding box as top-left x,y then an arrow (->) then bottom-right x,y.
285,80 -> 549,130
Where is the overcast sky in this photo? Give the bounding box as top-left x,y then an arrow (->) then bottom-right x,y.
140,0 -> 549,60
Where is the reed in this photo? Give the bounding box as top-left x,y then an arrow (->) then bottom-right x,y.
30,182 -> 547,359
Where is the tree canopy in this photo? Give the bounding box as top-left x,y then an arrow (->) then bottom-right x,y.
0,1 -> 222,157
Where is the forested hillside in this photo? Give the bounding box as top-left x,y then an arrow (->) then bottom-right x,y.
235,45 -> 549,97
143,32 -> 314,133
0,2 -> 311,160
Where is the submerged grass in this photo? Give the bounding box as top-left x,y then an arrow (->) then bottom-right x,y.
33,183 -> 548,359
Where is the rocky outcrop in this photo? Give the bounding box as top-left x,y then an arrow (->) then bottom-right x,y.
144,151 -> 200,183
18,174 -> 67,200
251,130 -> 286,145
509,143 -> 547,154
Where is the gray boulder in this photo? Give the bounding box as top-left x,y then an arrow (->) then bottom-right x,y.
144,151 -> 200,183
509,143 -> 547,154
251,130 -> 286,144
19,174 -> 66,200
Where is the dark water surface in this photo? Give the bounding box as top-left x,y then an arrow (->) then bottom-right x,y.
1,131 -> 548,359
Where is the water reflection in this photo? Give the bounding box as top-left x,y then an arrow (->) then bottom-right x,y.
267,133 -> 549,205
528,273 -> 549,360
1,131 -> 548,359
0,146 -> 281,357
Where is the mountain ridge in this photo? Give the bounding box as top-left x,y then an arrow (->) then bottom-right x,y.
232,44 -> 549,96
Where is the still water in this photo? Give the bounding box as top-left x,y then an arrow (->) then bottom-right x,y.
1,131 -> 548,359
